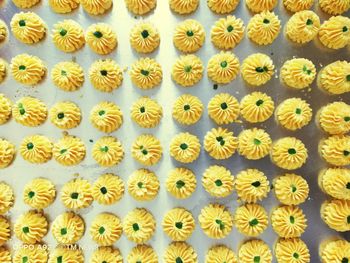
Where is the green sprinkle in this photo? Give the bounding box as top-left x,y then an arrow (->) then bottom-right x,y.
220,61 -> 228,68
183,104 -> 190,111
28,191 -> 35,198
221,102 -> 228,110
93,31 -> 103,38
100,70 -> 108,76
253,138 -> 261,145
19,20 -> 26,27
290,215 -> 295,224
100,146 -> 109,152
256,99 -> 264,106
99,226 -> 105,234
19,108 -> 25,115
213,84 -> 218,90
343,26 -> 349,32
141,30 -> 149,38
133,223 -> 140,231
175,222 -> 183,229
176,180 -> 185,188
98,110 -> 105,116
215,219 -> 225,230
57,256 -> 63,263
255,67 -> 267,73
26,143 -> 34,150
102,261 -> 107,263
100,187 -> 107,194
344,150 -> 350,156
180,143 -> 188,150
60,228 -> 67,235
303,65 -> 312,75
293,253 -> 299,259
176,257 -> 183,263
249,218 -> 259,226
216,136 -> 225,146
295,108 -> 302,114
344,116 -> 350,122
60,149 -> 67,154
306,19 -> 313,25
61,70 -> 67,76
22,227 -> 29,234
71,192 -> 79,199
263,19 -> 270,24
57,112 -> 65,119
140,106 -> 145,113
342,258 -> 349,263
215,179 -> 223,187
19,65 -> 26,70
184,65 -> 192,73
141,69 -> 149,76
22,256 -> 28,263
59,29 -> 67,37
292,185 -> 297,192
141,149 -> 148,155
288,148 -> 297,155
347,216 -> 350,224
251,181 -> 261,187
347,75 -> 350,81
227,25 -> 234,32
254,256 -> 261,263
136,261 -> 141,263
186,31 -> 194,37
137,182 -> 143,188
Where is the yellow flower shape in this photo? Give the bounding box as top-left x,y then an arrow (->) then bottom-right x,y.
91,247 -> 123,263
204,127 -> 238,160
208,93 -> 239,125
51,212 -> 85,244
207,0 -> 239,14
85,23 -> 117,55
127,245 -> 158,263
49,246 -> 84,263
246,0 -> 278,13
12,96 -> 47,127
11,12 -> 46,44
202,165 -> 234,198
283,0 -> 314,12
285,10 -> 320,44
0,138 -> 15,169
321,199 -> 350,232
130,22 -> 160,53
170,132 -> 201,163
11,53 -> 46,85
173,19 -> 205,53
271,205 -> 307,238
0,216 -> 10,246
89,59 -> 123,92
319,167 -> 350,200
0,182 -> 14,214
241,53 -> 274,86
13,244 -> 48,263
274,173 -> 309,205
238,128 -> 272,160
270,137 -> 308,170
169,0 -> 199,14
319,135 -> 350,166
240,92 -> 275,123
198,203 -> 233,239
52,20 -> 85,53
319,16 -> 350,50
235,169 -> 270,203
247,11 -> 281,45
162,207 -> 195,241
275,238 -> 310,263
130,57 -> 162,89
92,136 -> 124,167
0,20 -> 8,45
80,0 -> 112,15
131,134 -> 162,166
60,178 -> 93,209
207,51 -> 240,84
0,247 -> 11,263
172,94 -> 203,125
14,210 -> 48,244
90,101 -> 123,132
206,245 -> 237,263
131,97 -> 163,128
276,98 -> 313,131
164,242 -> 198,263
320,239 -> 350,263
318,101 -> 350,135
166,167 -> 197,199
51,61 -> 84,91
211,16 -> 244,50
0,94 -> 11,125
238,239 -> 272,263
128,169 -> 160,201
124,0 -> 157,15
53,135 -> 86,166
20,135 -> 53,164
319,0 -> 350,15
123,208 -> 156,244
12,0 -> 40,8
92,173 -> 124,205
281,58 -> 316,89
90,213 -> 122,246
172,55 -> 203,87
0,59 -> 7,84
23,178 -> 56,209
49,0 -> 79,13
318,60 -> 350,95
49,101 -> 81,129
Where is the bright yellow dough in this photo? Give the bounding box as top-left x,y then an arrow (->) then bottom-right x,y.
89,59 -> 123,92
235,169 -> 270,203
90,213 -> 122,246
270,137 -> 308,170
318,16 -> 350,49
49,101 -> 81,129
320,239 -> 350,263
0,182 -> 14,214
275,238 -> 310,263
319,167 -> 350,200
240,92 -> 275,123
173,19 -> 205,53
131,97 -> 163,128
318,60 -> 350,95
11,53 -> 45,85
172,94 -> 203,125
86,23 -> 117,55
208,93 -> 239,125
283,0 -> 314,12
53,135 -> 86,166
127,245 -> 158,263
164,242 -> 198,263
198,203 -> 233,239
13,244 -> 48,263
90,101 -> 123,132
0,94 -> 11,125
166,167 -> 197,199
52,20 -> 85,52
0,247 -> 11,263
49,0 -> 79,13
172,54 -> 203,87
80,0 -> 112,15
130,57 -> 162,89
51,61 -> 84,91
0,20 -> 8,45
271,206 -> 307,238
275,98 -> 313,130
274,173 -> 309,205
0,216 -> 10,246
11,12 -> 46,44
206,245 -> 237,263
51,212 -> 85,244
0,59 -> 7,84
238,128 -> 272,160
238,239 -> 272,263
319,0 -> 350,15
12,96 -> 47,127
0,138 -> 15,169
91,247 -> 123,263
241,53 -> 274,86
130,22 -> 160,53
162,207 -> 195,241
123,208 -> 156,243
211,16 -> 244,50
169,0 -> 199,14
280,58 -> 316,89
92,136 -> 124,167
246,0 -> 278,12
170,132 -> 201,163
318,101 -> 350,135
14,210 -> 48,244
207,0 -> 239,13
204,127 -> 238,160
247,11 -> 281,45
202,165 -> 234,198
48,246 -> 84,263
23,178 -> 56,209
319,135 -> 350,166
321,199 -> 350,231
12,0 -> 40,8
124,0 -> 157,15
92,173 -> 124,205
131,134 -> 162,166
20,135 -> 53,164
285,10 -> 321,44
207,51 -> 240,84
128,169 -> 159,201
60,178 -> 93,209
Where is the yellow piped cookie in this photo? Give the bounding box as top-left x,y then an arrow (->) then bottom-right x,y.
275,238 -> 310,263
11,12 -> 46,44
319,0 -> 350,15
204,127 -> 238,160
321,199 -> 350,232
130,22 -> 160,53
12,96 -> 47,127
169,0 -> 199,14
0,139 -> 15,169
52,20 -> 85,53
131,134 -> 162,166
207,0 -> 239,13
318,16 -> 350,50
202,165 -> 234,198
0,247 -> 11,263
80,0 -> 112,15
90,213 -> 122,246
20,135 -> 53,164
246,0 -> 278,13
0,59 -> 7,84
51,212 -> 85,244
49,0 -> 79,13
23,178 -> 56,209
283,0 -> 314,12
238,239 -> 272,263
319,135 -> 350,166
124,0 -> 157,15
172,54 -> 203,87
92,173 -> 124,205
318,60 -> 350,95
13,244 -> 48,263
0,182 -> 14,214
208,93 -> 239,125
128,245 -> 158,263
207,51 -> 240,84
0,20 -> 8,46
241,53 -> 274,86
238,128 -> 272,160
92,136 -> 124,167
240,92 -> 275,123
49,101 -> 81,129
0,216 -> 10,246
319,167 -> 350,200
173,19 -> 205,53
91,247 -> 123,263
131,97 -> 163,128
172,94 -> 203,125
164,242 -> 198,263
320,239 -> 350,263
162,207 -> 195,241
170,132 -> 201,163
51,61 -> 84,91
12,0 -> 40,8
89,59 -> 123,92
128,169 -> 160,201
206,245 -> 237,263
130,57 -> 162,89
90,101 -> 123,132
48,246 -> 84,263
0,94 -> 11,125
61,178 -> 93,210
166,167 -> 197,199
317,101 -> 350,135
280,58 -> 316,89
53,135 -> 86,166
274,173 -> 309,205
86,23 -> 117,55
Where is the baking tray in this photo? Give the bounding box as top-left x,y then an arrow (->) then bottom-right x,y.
0,0 -> 349,262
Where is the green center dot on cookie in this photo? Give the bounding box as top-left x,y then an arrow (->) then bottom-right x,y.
22,256 -> 28,263
227,25 -> 234,32
22,226 -> 29,234
251,181 -> 261,187
57,112 -> 65,119
183,104 -> 190,111
136,261 -> 141,263
60,149 -> 67,154
216,136 -> 225,146
99,226 -> 105,234
346,75 -> 350,81
100,146 -> 109,152
176,257 -> 183,263
290,215 -> 295,224
288,148 -> 297,155
295,108 -> 302,114
347,215 -> 350,224
220,61 -> 228,68
254,256 -> 261,263
102,261 -> 108,263
342,258 -> 349,263
220,102 -> 228,110
343,26 -> 349,32
140,106 -> 146,113
293,253 -> 299,259
93,31 -> 103,38
253,138 -> 261,145
141,149 -> 148,155
19,108 -> 26,115
61,70 -> 67,76
215,219 -> 225,230
291,185 -> 297,192
175,222 -> 183,229
26,142 -> 34,150
176,180 -> 185,188
57,256 -> 63,263
184,65 -> 192,73
256,99 -> 264,106
249,218 -> 259,226
180,143 -> 188,150
133,223 -> 140,231
141,69 -> 149,76
19,65 -> 26,70
137,182 -> 143,188
59,29 -> 67,37
344,116 -> 350,122
215,179 -> 223,187
255,66 -> 268,73
344,150 -> 350,156
263,18 -> 270,24
98,110 -> 105,116
306,19 -> 313,26
186,30 -> 194,37
28,191 -> 35,198
60,227 -> 67,235
141,29 -> 149,38
100,70 -> 108,76
100,186 -> 107,194
303,65 -> 312,75
18,20 -> 26,27
71,192 -> 79,199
